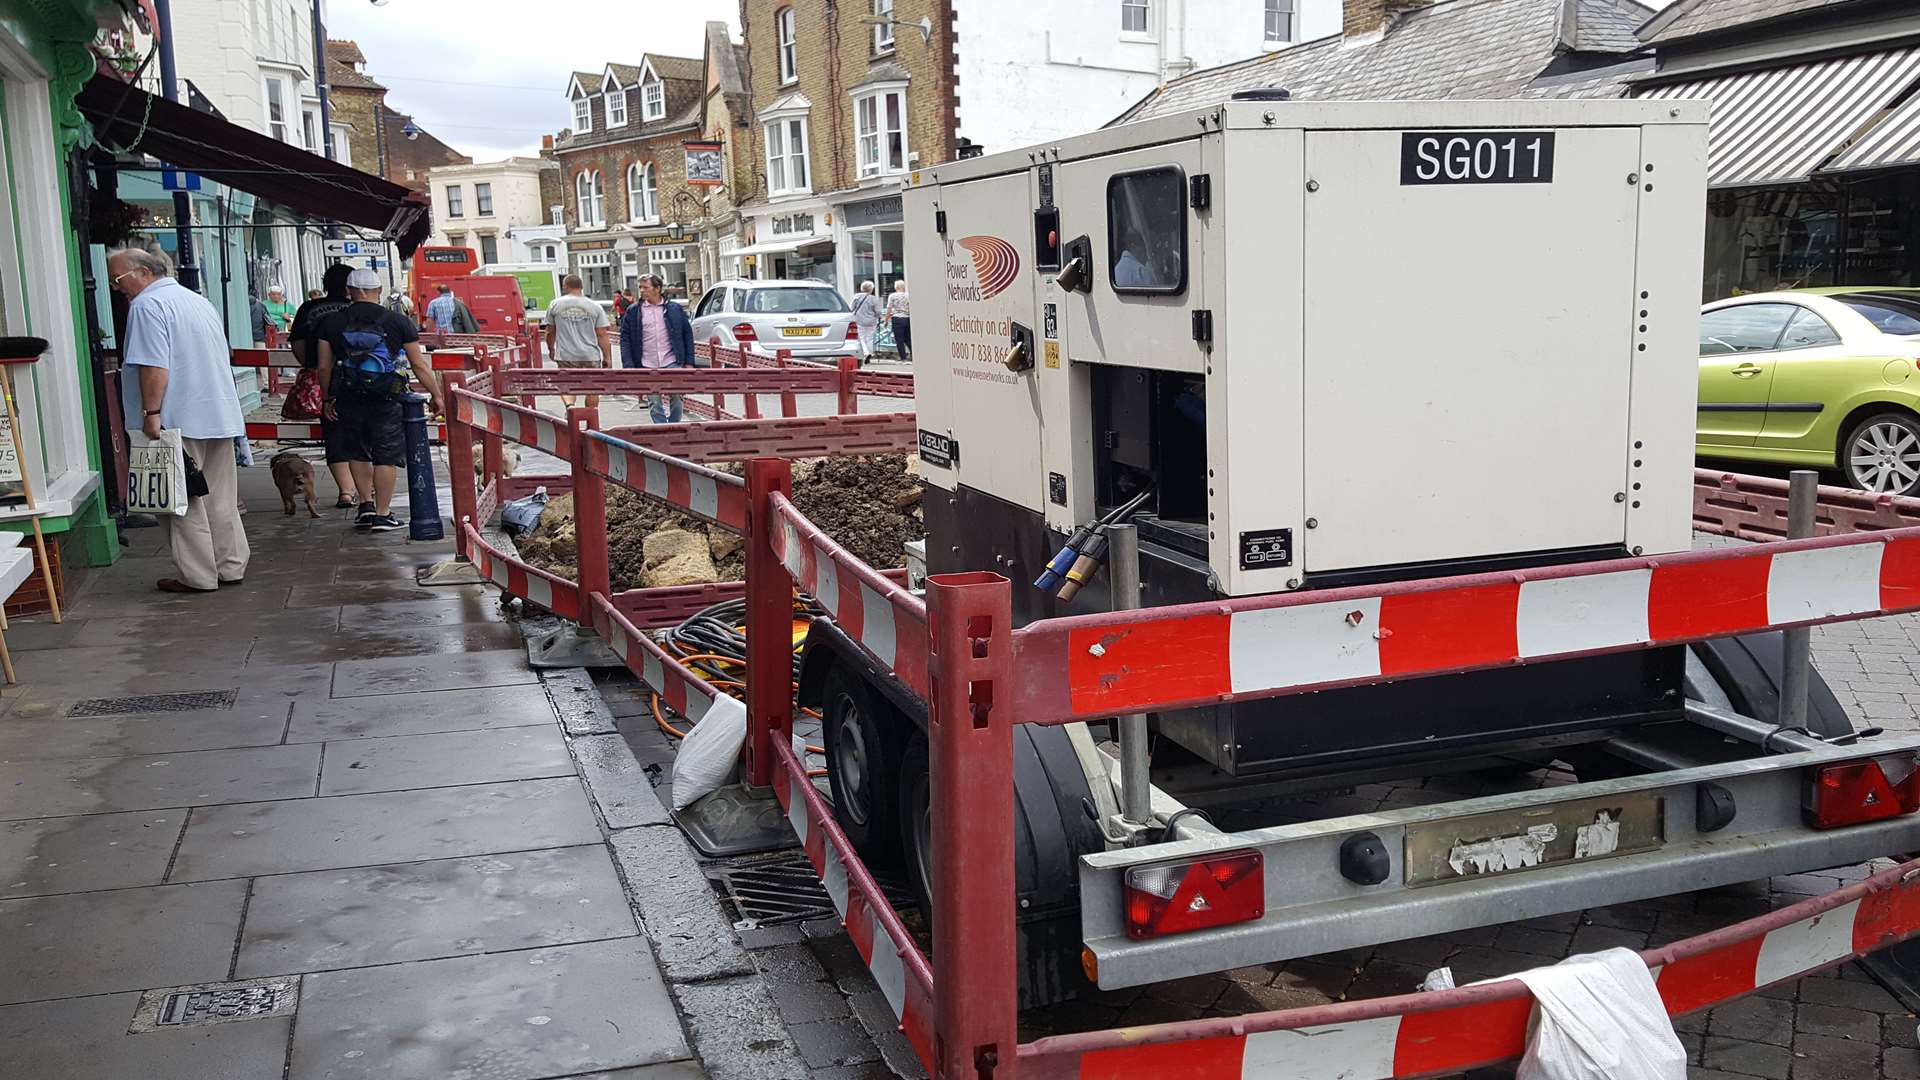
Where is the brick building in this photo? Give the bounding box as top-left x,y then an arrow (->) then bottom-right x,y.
554,54 -> 708,300
733,0 -> 956,293
689,21 -> 757,292
324,39 -> 469,195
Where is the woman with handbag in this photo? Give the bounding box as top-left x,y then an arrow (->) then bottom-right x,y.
288,264 -> 359,508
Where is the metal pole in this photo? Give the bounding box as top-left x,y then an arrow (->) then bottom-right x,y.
1780,469 -> 1818,731
151,0 -> 198,292
400,393 -> 444,540
1109,523 -> 1152,827
310,0 -> 333,160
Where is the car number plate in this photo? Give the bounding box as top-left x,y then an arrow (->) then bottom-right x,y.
1403,791 -> 1663,887
783,326 -> 824,337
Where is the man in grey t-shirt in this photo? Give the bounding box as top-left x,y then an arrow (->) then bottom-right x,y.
544,273 -> 611,408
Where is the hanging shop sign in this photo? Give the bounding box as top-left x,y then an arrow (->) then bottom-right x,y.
684,141 -> 724,187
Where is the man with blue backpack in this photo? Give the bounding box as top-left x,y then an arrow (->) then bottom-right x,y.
316,269 -> 445,532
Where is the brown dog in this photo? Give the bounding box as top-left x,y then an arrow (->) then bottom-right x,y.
271,451 -> 321,518
472,443 -> 521,480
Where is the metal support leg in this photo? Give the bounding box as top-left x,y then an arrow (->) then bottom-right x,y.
1780,469 -> 1817,731
441,373 -> 476,560
743,458 -> 794,790
568,405 -> 609,633
1108,524 -> 1151,828
926,571 -> 1017,1080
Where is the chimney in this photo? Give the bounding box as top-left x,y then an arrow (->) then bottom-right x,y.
1345,0 -> 1429,38
542,133 -> 554,150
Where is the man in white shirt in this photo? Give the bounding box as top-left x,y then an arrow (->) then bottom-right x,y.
110,247 -> 249,593
544,274 -> 611,409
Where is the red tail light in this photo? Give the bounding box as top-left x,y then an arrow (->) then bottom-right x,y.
733,322 -> 758,342
1807,755 -> 1920,829
1123,850 -> 1263,939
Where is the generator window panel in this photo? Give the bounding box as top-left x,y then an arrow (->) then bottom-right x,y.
1107,167 -> 1188,294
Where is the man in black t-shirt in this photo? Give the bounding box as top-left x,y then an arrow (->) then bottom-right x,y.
316,269 -> 445,533
289,263 -> 356,507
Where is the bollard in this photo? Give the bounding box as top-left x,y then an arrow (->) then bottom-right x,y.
1780,469 -> 1818,730
400,393 -> 445,541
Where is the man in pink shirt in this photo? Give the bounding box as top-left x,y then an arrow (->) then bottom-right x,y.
618,274 -> 695,423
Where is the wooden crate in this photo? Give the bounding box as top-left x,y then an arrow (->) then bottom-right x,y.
5,534 -> 65,618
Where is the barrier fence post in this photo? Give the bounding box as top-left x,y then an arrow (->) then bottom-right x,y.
443,370 -> 477,560
777,349 -> 798,417
481,354 -> 506,482
925,571 -> 1018,1080
743,457 -> 794,789
836,357 -> 857,416
569,406 -> 612,635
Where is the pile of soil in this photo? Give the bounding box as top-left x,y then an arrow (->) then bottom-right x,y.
515,454 -> 923,591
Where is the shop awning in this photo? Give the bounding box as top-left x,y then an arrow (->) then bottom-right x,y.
1828,87 -> 1920,174
76,73 -> 432,255
731,238 -> 809,258
1638,47 -> 1920,188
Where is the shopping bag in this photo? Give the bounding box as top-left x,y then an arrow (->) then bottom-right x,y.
281,367 -> 324,420
1512,947 -> 1687,1080
127,429 -> 189,517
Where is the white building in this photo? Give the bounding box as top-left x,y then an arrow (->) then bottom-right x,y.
426,158 -> 556,266
951,0 -> 1341,155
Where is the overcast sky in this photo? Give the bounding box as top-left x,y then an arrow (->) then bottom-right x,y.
326,0 -> 740,162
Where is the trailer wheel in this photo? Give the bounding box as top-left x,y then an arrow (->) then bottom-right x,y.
899,734 -> 935,925
821,665 -> 905,866
1688,631 -> 1854,739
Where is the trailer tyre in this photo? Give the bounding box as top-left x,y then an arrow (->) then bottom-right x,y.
821,665 -> 905,866
900,734 -> 934,925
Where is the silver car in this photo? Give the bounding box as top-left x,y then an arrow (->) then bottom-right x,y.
689,279 -> 863,360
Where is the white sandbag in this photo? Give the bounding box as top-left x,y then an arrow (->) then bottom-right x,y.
1512,947 -> 1686,1080
671,692 -> 747,811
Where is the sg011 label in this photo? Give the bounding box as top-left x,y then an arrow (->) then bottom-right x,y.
1400,131 -> 1555,185
918,430 -> 958,470
1239,528 -> 1293,571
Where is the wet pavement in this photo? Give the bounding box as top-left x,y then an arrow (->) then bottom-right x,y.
0,463 -> 707,1080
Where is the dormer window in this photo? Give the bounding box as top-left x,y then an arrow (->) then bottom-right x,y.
606,87 -> 627,127
573,94 -> 591,133
643,78 -> 665,121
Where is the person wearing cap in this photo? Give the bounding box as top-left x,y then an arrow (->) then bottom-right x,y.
289,263 -> 360,508
108,246 -> 250,593
316,268 -> 444,533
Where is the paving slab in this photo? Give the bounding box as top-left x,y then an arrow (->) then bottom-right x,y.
4,663 -> 333,722
287,683 -> 556,742
289,938 -> 691,1080
0,709 -> 288,760
337,596 -> 510,630
317,725 -> 574,795
0,991 -> 294,1080
0,810 -> 187,898
672,976 -> 811,1080
68,606 -> 329,647
0,879 -> 247,1004
247,621 -> 525,665
330,648 -> 539,697
236,845 -> 636,977
169,777 -> 602,881
1,619 -> 92,652
0,744 -> 322,819
287,581 -> 486,609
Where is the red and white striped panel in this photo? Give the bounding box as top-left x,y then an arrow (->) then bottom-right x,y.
593,594 -> 726,725
586,431 -> 749,534
770,737 -> 936,1072
465,523 -> 580,620
1022,858 -> 1920,1079
245,422 -> 446,442
1039,531 -> 1920,723
769,493 -> 929,698
453,390 -> 570,456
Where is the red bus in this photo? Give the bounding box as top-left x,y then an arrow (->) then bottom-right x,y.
410,246 -> 478,320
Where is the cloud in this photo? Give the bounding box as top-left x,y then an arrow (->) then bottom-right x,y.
327,0 -> 739,161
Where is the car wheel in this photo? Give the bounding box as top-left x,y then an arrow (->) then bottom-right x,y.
821,666 -> 904,866
1844,412 -> 1920,494
898,734 -> 934,925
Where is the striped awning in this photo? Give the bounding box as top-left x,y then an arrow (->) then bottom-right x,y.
1829,85 -> 1920,173
1639,47 -> 1920,188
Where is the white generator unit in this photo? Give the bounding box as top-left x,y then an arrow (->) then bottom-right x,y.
905,99 -> 1708,611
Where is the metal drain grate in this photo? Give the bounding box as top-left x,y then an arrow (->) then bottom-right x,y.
708,850 -> 915,929
128,977 -> 299,1033
69,689 -> 237,717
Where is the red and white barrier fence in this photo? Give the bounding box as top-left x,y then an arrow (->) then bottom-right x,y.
453,387 -> 574,457
1696,467 -> 1920,539
464,521 -> 581,622
583,430 -> 749,534
603,412 -> 917,464
769,490 -> 930,697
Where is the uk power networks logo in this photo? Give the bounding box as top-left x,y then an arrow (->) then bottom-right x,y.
958,236 -> 1020,300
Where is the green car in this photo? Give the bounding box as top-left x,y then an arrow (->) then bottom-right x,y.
1697,288 -> 1920,493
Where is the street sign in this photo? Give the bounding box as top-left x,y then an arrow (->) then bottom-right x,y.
160,169 -> 200,192
323,240 -> 364,257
